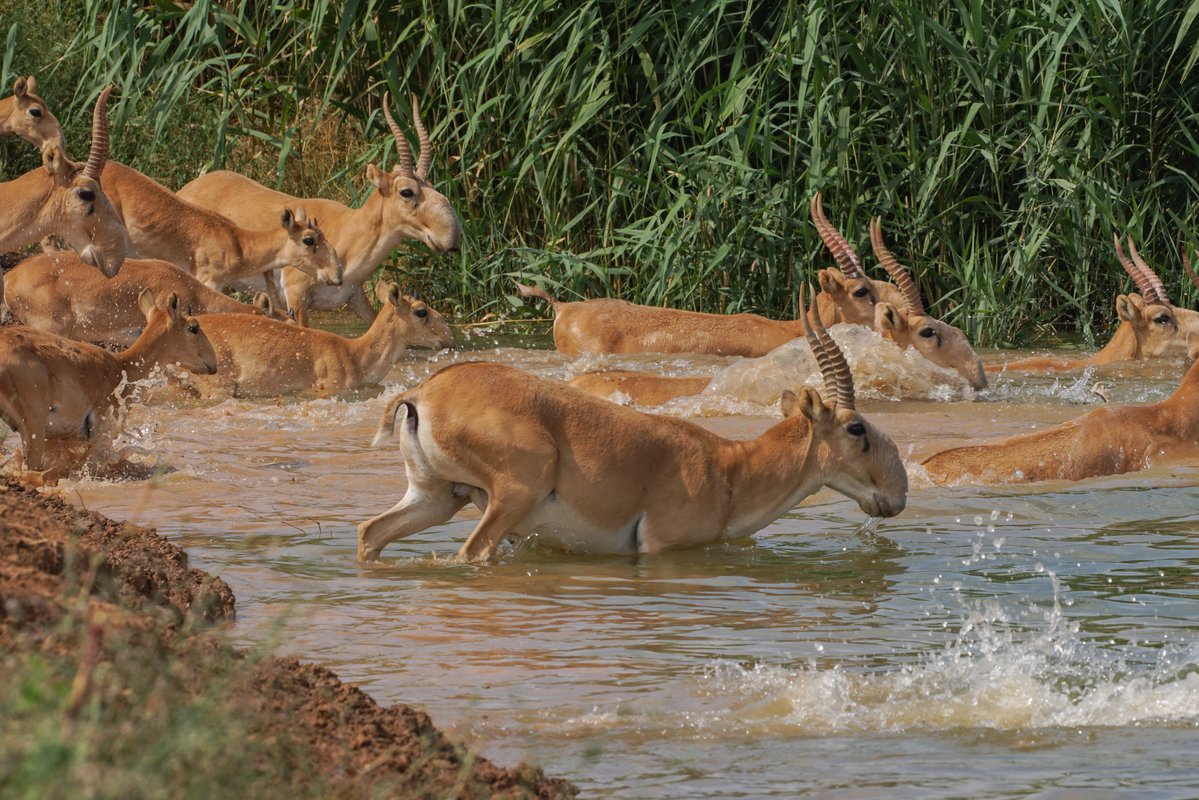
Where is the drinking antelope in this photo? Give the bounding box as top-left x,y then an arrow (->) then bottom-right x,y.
4,251 -> 284,346
0,75 -> 66,152
357,287 -> 907,562
922,351 -> 1199,485
0,87 -> 128,276
0,289 -> 217,484
185,281 -> 453,397
177,93 -> 462,326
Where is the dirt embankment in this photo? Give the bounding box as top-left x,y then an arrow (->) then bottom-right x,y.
0,478 -> 576,798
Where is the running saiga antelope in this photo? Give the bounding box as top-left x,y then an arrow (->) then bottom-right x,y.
987,235 -> 1199,372
177,93 -> 462,326
357,287 -> 907,562
0,87 -> 128,276
187,281 -> 453,397
0,75 -> 66,152
922,351 -> 1199,485
94,157 -> 343,294
0,289 -> 217,484
4,251 -> 284,346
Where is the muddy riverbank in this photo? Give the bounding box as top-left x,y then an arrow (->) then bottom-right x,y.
0,477 -> 575,798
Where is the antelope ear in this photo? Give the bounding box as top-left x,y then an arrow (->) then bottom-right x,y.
253,291 -> 273,315
388,283 -> 405,308
874,302 -> 905,332
292,205 -> 307,226
366,163 -> 391,191
14,76 -> 28,97
166,292 -> 182,322
281,207 -> 295,230
40,143 -> 69,177
818,268 -> 845,293
780,389 -> 800,418
137,288 -> 157,321
374,280 -> 394,304
1116,294 -> 1143,323
795,385 -> 834,426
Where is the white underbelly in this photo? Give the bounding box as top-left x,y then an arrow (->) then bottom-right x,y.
514,496 -> 641,555
308,282 -> 359,309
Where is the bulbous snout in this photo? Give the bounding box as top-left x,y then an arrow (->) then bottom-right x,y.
966,359 -> 988,391
863,491 -> 906,518
321,256 -> 345,287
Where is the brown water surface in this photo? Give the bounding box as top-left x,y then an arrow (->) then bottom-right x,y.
43,321 -> 1199,798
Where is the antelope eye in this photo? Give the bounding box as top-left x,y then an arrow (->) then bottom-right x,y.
919,327 -> 936,338
400,187 -> 416,199
414,307 -> 428,318
1154,315 -> 1171,325
29,107 -> 42,118
852,287 -> 870,298
77,188 -> 95,202
187,321 -> 200,334
302,236 -> 316,247
847,422 -> 866,436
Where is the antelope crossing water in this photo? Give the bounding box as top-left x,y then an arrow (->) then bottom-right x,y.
51,319 -> 1199,798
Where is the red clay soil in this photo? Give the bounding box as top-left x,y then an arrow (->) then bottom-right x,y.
0,478 -> 577,798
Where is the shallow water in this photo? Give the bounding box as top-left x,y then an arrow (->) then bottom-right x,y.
38,321 -> 1199,798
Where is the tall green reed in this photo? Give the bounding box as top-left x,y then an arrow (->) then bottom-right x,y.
5,0 -> 1199,345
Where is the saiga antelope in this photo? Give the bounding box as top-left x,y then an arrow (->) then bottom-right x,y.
922,350 -> 1199,485
987,236 -> 1199,373
357,287 -> 907,562
0,75 -> 66,152
187,281 -> 453,397
0,289 -> 217,484
4,251 -> 284,346
177,93 -> 462,326
93,158 -> 344,295
0,87 -> 129,276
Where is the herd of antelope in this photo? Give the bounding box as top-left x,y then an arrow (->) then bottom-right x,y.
1,78 -> 1197,562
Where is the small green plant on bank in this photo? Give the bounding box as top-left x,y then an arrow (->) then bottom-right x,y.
3,0 -> 1199,346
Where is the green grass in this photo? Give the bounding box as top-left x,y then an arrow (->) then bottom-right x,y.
4,0 -> 1199,346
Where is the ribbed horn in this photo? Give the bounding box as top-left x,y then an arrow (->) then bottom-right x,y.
799,283 -> 839,406
383,91 -> 414,177
801,283 -> 856,410
1113,234 -> 1158,304
1181,246 -> 1199,294
81,85 -> 112,180
412,94 -> 431,180
1128,236 -> 1171,306
810,192 -> 868,282
870,216 -> 925,315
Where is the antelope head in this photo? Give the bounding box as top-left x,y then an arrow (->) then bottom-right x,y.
811,193 -> 878,325
278,206 -> 343,285
1114,235 -> 1197,358
1,75 -> 66,152
870,217 -> 987,390
374,281 -> 454,350
367,92 -> 462,253
40,87 -> 129,277
136,289 -> 218,375
793,285 -> 907,518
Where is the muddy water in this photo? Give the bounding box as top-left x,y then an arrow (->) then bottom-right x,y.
49,321 -> 1199,798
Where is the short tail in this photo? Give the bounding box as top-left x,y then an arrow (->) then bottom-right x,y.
371,393 -> 411,449
513,280 -> 560,306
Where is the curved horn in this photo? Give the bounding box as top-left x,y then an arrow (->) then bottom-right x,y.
800,283 -> 856,410
1181,246 -> 1199,294
412,94 -> 431,180
1113,235 -> 1152,300
870,216 -> 925,315
81,85 -> 112,180
1127,235 -> 1171,306
383,92 -> 414,177
810,192 -> 868,281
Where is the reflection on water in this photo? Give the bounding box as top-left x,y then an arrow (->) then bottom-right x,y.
19,321 -> 1199,798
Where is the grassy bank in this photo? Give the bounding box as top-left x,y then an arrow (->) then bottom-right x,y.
3,0 -> 1199,345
